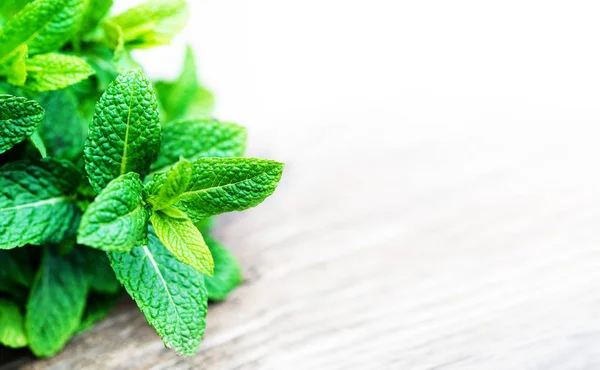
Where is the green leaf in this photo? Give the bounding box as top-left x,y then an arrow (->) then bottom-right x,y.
84,247 -> 120,293
28,131 -> 47,157
0,0 -> 85,62
150,209 -> 214,276
6,44 -> 28,86
84,69 -> 161,193
76,292 -> 120,334
0,159 -> 80,250
151,119 -> 246,173
0,94 -> 44,155
109,0 -> 189,49
79,0 -> 113,35
108,229 -> 208,356
26,53 -> 95,92
0,298 -> 27,348
25,247 -> 88,357
37,89 -> 86,160
155,46 -> 214,122
78,173 -> 150,252
151,158 -> 284,222
204,235 -> 242,301
147,159 -> 192,210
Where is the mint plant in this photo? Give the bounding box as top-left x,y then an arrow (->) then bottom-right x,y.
0,0 -> 283,358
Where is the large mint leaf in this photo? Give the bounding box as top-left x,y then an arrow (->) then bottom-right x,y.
151,158 -> 284,222
0,298 -> 27,348
0,0 -> 85,62
0,159 -> 80,250
84,69 -> 160,193
26,53 -> 95,92
0,94 -> 44,155
109,229 -> 208,356
155,46 -> 214,122
147,159 -> 192,210
108,0 -> 189,49
25,247 -> 88,357
78,173 -> 150,252
151,119 -> 246,173
204,235 -> 242,301
150,208 -> 213,276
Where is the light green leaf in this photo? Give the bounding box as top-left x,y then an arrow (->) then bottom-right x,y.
84,69 -> 161,193
28,131 -> 47,157
84,247 -> 120,293
109,229 -> 208,356
204,235 -> 242,301
79,0 -> 113,35
109,0 -> 189,49
0,94 -> 44,154
0,0 -> 85,62
0,159 -> 80,250
0,298 -> 27,348
151,119 -> 246,173
6,44 -> 28,86
147,159 -> 192,210
150,209 -> 214,276
26,53 -> 95,92
151,158 -> 284,222
25,247 -> 88,357
78,173 -> 150,252
155,46 -> 214,122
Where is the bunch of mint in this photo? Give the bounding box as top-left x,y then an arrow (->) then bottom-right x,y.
0,0 -> 283,358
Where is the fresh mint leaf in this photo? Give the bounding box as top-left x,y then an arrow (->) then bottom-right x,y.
109,228 -> 208,356
84,69 -> 161,193
25,247 -> 88,357
147,159 -> 192,210
78,173 -> 150,252
0,0 -> 85,62
151,158 -> 284,222
6,45 -> 27,86
28,131 -> 47,157
109,0 -> 189,49
0,298 -> 27,348
0,159 -> 80,250
0,94 -> 44,155
204,235 -> 242,301
151,119 -> 246,173
26,53 -> 95,91
150,208 -> 214,276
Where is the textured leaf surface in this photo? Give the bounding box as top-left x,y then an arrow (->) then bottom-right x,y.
109,0 -> 189,49
109,230 -> 208,356
204,235 -> 242,301
78,173 -> 149,252
151,119 -> 246,172
0,298 -> 27,348
150,210 -> 214,276
147,159 -> 192,210
151,158 -> 284,222
0,0 -> 84,61
0,159 -> 80,250
25,248 -> 88,357
84,69 -> 160,193
0,94 -> 44,155
26,53 -> 95,91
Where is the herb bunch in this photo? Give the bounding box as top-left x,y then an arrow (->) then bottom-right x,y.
0,0 -> 283,358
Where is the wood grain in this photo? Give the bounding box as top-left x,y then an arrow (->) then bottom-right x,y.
3,119 -> 600,369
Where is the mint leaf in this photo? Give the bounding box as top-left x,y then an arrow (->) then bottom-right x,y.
155,46 -> 214,122
28,131 -> 47,157
109,229 -> 208,356
151,119 -> 246,173
79,0 -> 113,36
152,158 -> 284,222
204,235 -> 242,301
109,0 -> 189,49
0,0 -> 85,62
84,69 -> 161,193
0,298 -> 27,348
6,45 -> 28,86
78,173 -> 150,252
0,159 -> 80,250
150,208 -> 214,276
25,247 -> 88,357
26,53 -> 95,91
84,248 -> 120,293
0,94 -> 44,155
147,159 -> 192,210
